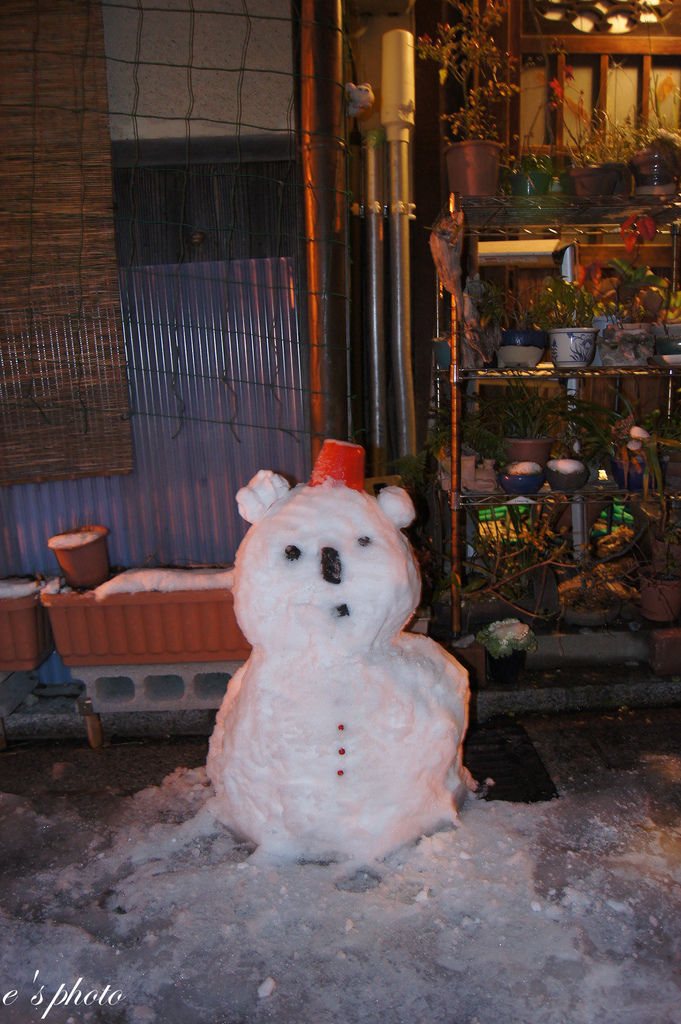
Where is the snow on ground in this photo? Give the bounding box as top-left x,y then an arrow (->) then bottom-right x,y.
0,739 -> 679,1024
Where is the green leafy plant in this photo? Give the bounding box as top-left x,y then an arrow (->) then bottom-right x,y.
475,618 -> 538,658
472,381 -> 568,440
416,0 -> 518,142
529,276 -> 600,330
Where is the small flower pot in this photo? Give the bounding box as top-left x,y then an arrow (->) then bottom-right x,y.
629,146 -> 680,198
549,327 -> 598,368
510,169 -> 552,198
503,437 -> 554,467
0,580 -> 51,670
446,140 -> 501,197
567,162 -> 629,196
47,526 -> 110,590
486,649 -> 526,686
609,456 -> 647,492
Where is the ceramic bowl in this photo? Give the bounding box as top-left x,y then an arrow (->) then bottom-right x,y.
497,345 -> 544,369
500,329 -> 547,348
545,459 -> 589,492
497,468 -> 545,495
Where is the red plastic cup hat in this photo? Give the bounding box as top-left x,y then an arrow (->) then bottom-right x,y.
309,439 -> 366,491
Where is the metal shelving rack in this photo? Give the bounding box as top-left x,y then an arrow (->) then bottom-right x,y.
447,195 -> 681,635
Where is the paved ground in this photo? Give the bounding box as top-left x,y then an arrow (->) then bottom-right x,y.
1,703 -> 680,813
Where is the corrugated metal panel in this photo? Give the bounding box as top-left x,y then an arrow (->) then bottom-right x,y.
0,258 -> 309,578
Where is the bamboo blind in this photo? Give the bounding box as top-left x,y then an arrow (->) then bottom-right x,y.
0,0 -> 132,486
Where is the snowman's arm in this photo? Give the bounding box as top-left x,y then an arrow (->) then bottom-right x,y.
398,633 -> 477,799
397,632 -> 469,723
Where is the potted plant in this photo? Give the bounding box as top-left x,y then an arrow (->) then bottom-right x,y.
475,617 -> 538,685
530,277 -> 600,368
549,73 -> 634,195
472,381 -> 568,466
497,286 -> 548,365
509,151 -> 554,199
417,0 -> 518,197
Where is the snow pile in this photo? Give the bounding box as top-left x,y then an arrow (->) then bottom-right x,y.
0,744 -> 679,1024
0,578 -> 40,599
93,567 -> 235,599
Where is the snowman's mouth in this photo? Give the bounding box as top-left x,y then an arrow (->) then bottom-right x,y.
334,603 -> 350,618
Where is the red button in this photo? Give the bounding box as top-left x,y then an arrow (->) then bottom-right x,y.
338,724 -> 344,731
338,748 -> 345,755
337,769 -> 344,776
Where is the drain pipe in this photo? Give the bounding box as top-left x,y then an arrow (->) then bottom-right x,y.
299,0 -> 348,459
381,29 -> 417,458
364,127 -> 387,475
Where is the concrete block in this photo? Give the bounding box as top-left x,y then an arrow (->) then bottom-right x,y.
649,628 -> 681,675
76,660 -> 244,713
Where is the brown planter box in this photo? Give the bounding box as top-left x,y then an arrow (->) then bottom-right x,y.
41,586 -> 250,666
0,587 -> 52,671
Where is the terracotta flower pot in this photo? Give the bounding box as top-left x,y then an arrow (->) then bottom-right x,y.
446,140 -> 501,197
503,437 -> 554,467
47,526 -> 110,589
41,579 -> 250,665
639,574 -> 681,622
0,580 -> 52,670
567,162 -> 628,196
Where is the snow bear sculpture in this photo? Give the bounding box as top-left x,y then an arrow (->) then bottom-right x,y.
207,440 -> 473,861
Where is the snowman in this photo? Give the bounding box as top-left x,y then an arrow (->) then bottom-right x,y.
206,440 -> 474,861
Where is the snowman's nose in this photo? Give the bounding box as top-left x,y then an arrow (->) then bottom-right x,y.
321,546 -> 342,584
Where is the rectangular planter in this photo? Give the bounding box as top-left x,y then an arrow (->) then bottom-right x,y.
0,585 -> 52,671
41,584 -> 250,666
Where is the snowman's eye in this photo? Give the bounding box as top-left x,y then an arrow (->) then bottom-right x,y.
284,545 -> 301,561
358,536 -> 371,547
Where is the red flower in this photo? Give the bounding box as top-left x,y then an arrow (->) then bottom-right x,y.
565,65 -> 574,82
549,78 -> 563,101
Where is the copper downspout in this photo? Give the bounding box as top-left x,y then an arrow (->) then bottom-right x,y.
299,0 -> 348,460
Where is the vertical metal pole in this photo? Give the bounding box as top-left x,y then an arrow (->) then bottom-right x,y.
365,128 -> 387,475
449,194 -> 462,636
299,0 -> 348,460
387,136 -> 417,457
381,28 -> 417,459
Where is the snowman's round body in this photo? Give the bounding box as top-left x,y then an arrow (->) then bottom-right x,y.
207,469 -> 471,861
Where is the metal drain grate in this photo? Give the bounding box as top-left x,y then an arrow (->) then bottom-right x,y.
463,721 -> 558,803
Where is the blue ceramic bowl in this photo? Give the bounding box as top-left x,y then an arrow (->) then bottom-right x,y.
497,471 -> 545,495
654,335 -> 681,357
501,329 -> 547,348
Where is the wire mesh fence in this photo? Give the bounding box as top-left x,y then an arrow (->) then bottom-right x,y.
1,0 -> 347,575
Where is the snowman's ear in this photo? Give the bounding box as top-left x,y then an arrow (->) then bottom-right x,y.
236,470 -> 291,524
377,485 -> 415,529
